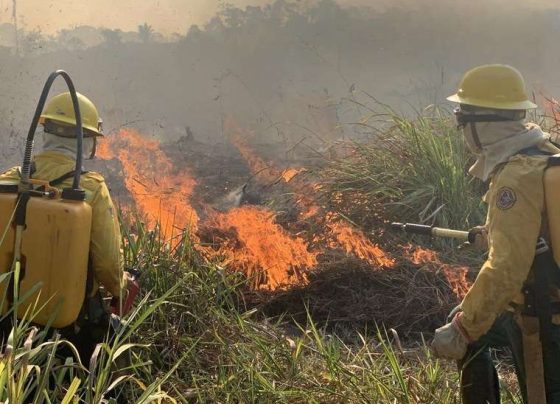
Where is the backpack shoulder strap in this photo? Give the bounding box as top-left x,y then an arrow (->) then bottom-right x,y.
547,155 -> 560,168
49,170 -> 89,187
517,145 -> 555,157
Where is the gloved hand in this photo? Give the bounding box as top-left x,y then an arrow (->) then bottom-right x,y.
459,225 -> 488,251
431,312 -> 472,360
111,270 -> 140,316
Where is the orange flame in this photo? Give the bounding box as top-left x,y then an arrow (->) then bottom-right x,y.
410,247 -> 438,265
225,120 -> 394,269
100,124 -> 465,297
230,134 -> 280,183
325,214 -> 394,267
204,206 -> 317,289
281,168 -> 305,183
443,266 -> 470,300
407,246 -> 471,299
99,127 -> 317,289
97,129 -> 199,241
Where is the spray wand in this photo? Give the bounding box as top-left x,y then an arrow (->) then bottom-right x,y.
390,222 -> 478,243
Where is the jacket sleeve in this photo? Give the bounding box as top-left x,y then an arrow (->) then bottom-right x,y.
460,158 -> 544,340
89,180 -> 126,297
0,167 -> 21,181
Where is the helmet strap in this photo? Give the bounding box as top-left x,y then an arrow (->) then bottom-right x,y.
454,106 -> 526,129
468,122 -> 483,151
89,137 -> 97,159
44,119 -> 98,139
44,120 -> 76,138
454,111 -> 515,128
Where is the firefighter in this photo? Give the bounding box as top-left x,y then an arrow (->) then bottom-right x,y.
431,64 -> 560,403
0,92 -> 131,364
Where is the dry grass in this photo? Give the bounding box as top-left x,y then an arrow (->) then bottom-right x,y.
246,250 -> 462,341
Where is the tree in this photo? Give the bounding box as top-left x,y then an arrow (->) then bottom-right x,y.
219,5 -> 245,29
58,29 -> 86,51
186,24 -> 203,42
101,29 -> 122,46
21,29 -> 46,55
138,23 -> 154,43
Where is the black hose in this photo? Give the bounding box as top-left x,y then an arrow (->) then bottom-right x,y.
21,70 -> 84,191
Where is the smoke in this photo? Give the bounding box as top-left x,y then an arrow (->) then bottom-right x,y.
1,0 -> 294,35
4,0 -> 557,35
1,0 -> 560,167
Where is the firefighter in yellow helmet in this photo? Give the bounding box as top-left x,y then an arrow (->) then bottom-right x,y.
0,92 -> 131,364
432,64 -> 560,403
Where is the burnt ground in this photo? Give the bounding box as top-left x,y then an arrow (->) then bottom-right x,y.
162,136 -> 254,205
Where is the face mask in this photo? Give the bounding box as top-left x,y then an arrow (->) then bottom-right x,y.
453,106 -> 525,155
42,130 -> 96,160
462,123 -> 483,154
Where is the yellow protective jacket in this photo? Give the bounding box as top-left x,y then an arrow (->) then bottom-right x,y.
461,143 -> 560,340
0,151 -> 126,298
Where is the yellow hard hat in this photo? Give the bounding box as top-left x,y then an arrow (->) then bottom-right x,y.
40,92 -> 103,137
447,64 -> 537,110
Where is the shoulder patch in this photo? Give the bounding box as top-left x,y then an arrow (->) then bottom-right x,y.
496,187 -> 517,210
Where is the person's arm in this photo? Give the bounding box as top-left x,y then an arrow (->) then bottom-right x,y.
460,158 -> 544,340
89,180 -> 126,297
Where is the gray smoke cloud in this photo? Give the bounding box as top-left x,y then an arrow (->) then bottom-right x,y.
0,0 -> 559,167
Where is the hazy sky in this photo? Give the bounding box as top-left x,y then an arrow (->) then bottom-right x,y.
0,0 -> 556,36
0,0 -> 315,35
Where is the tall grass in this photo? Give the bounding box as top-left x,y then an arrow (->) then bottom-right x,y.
118,218 -> 521,403
0,274 -> 180,402
322,107 -> 487,231
0,199 -> 519,402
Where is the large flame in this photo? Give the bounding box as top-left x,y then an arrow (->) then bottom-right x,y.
99,124 -> 465,297
204,206 -> 317,289
99,128 -> 317,290
226,119 -> 394,269
97,129 -> 199,241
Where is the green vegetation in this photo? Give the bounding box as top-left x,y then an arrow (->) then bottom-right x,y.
0,109 -> 531,402
124,222 -> 462,402
0,105 -> 528,403
321,107 -> 487,233
0,211 -> 523,402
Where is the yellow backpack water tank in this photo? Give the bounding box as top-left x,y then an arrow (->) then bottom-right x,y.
0,182 -> 92,328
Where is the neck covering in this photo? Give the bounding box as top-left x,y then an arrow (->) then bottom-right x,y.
463,121 -> 548,181
42,130 -> 95,160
